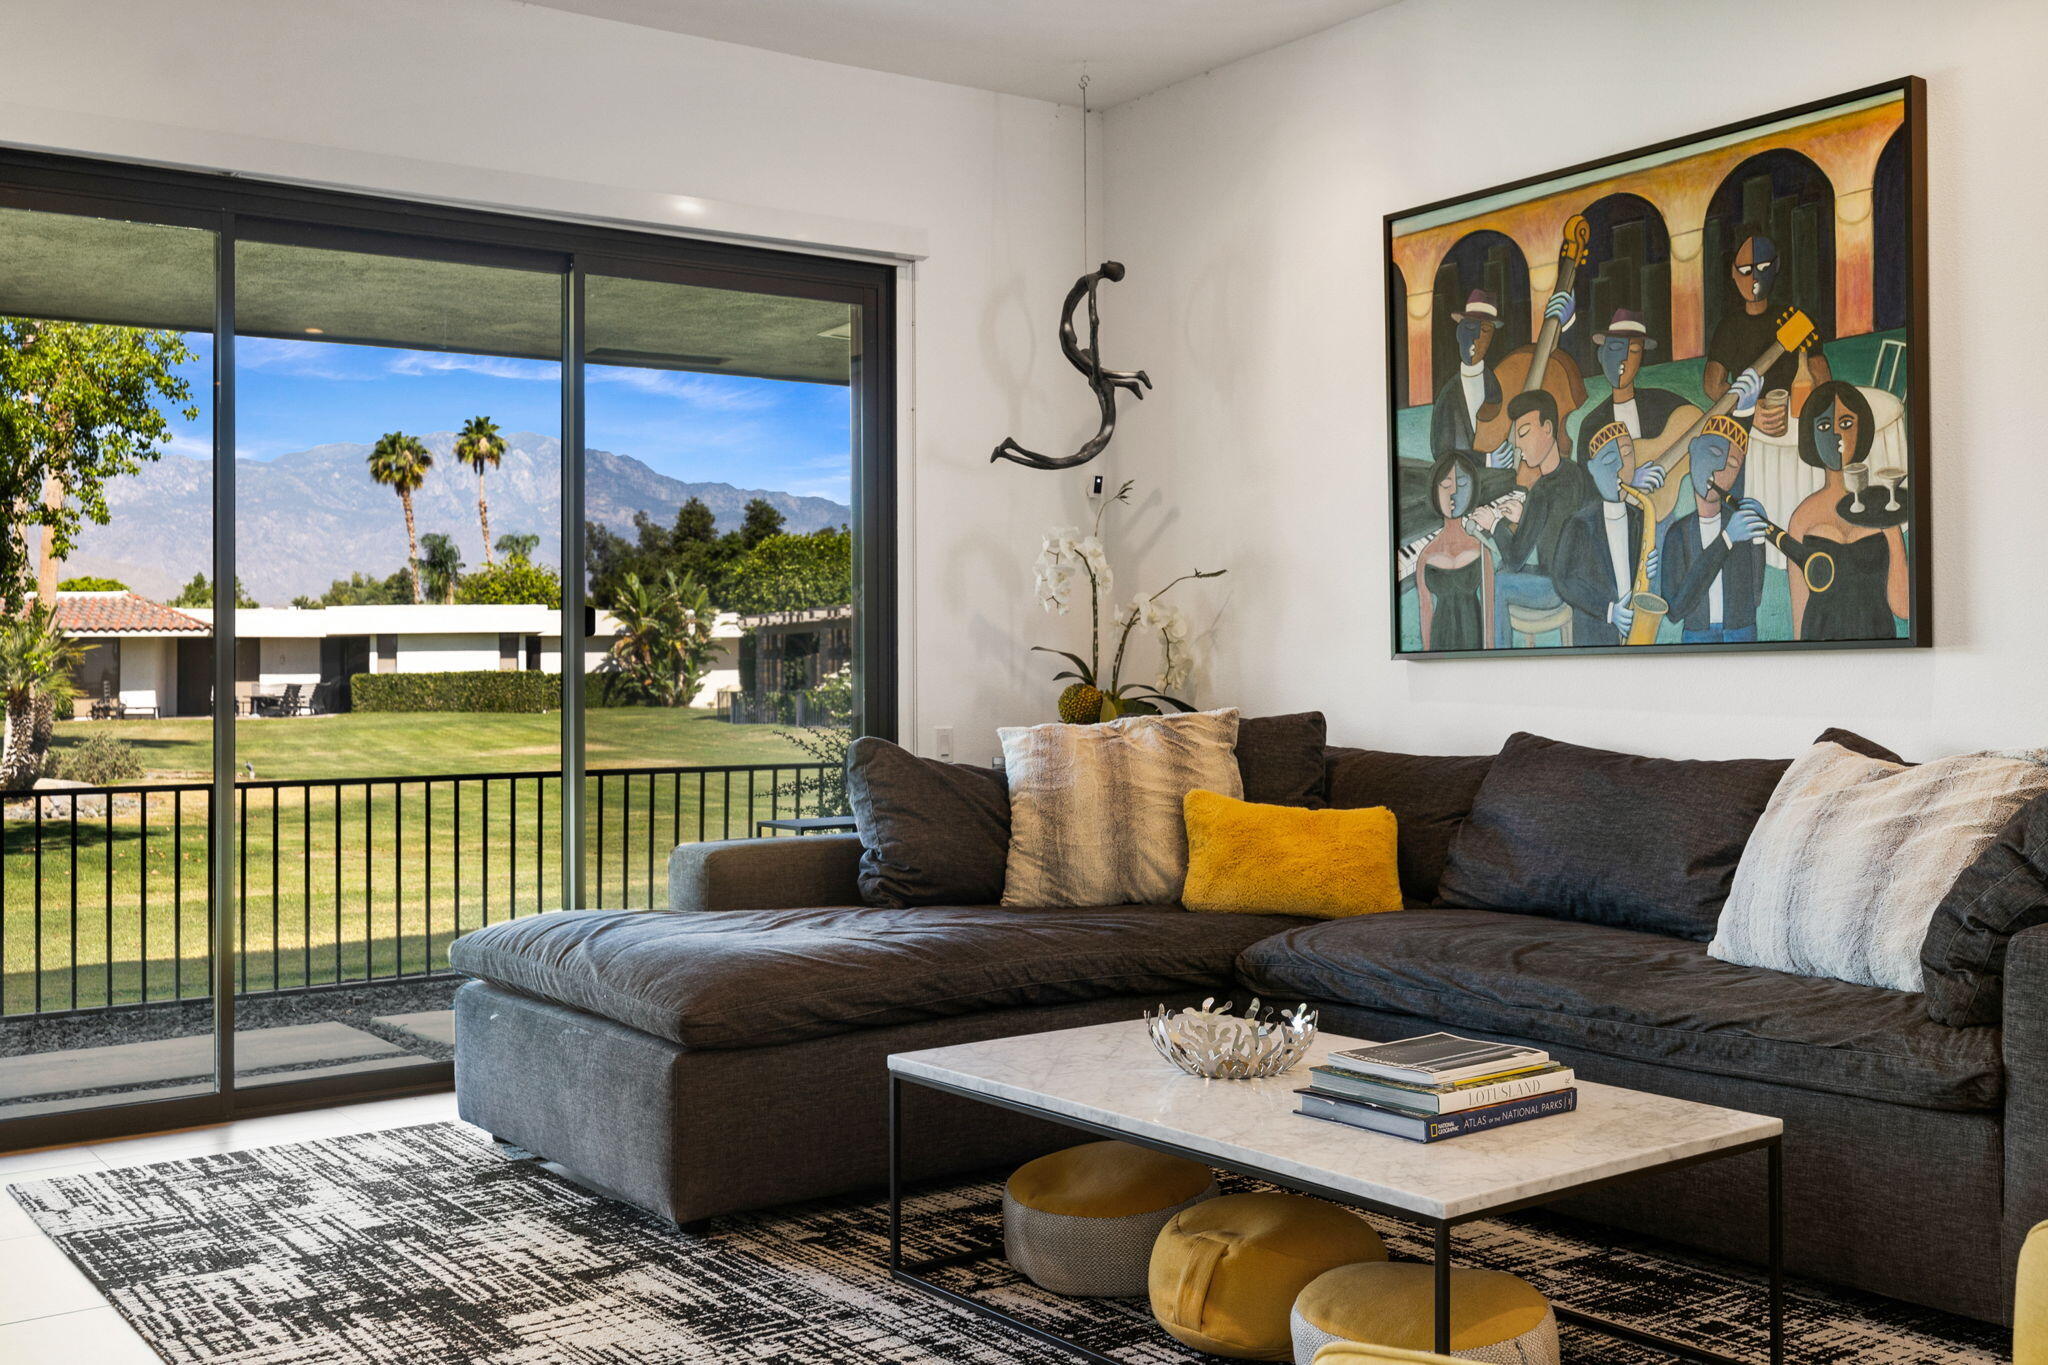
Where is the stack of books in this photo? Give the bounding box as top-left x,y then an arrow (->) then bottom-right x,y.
1294,1032 -> 1577,1143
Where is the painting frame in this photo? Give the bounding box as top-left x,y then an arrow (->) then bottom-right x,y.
1384,76 -> 1930,660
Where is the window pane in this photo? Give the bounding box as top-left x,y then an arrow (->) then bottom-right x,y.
229,240 -> 562,1088
581,274 -> 856,906
0,206 -> 217,1121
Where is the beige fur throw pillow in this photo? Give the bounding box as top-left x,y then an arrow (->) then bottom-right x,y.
1711,740 -> 2048,992
1000,709 -> 1244,907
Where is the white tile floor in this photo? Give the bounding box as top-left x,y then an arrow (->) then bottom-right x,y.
0,1089 -> 469,1363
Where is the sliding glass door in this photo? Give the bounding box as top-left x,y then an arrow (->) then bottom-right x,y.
0,203 -> 220,1129
229,232 -> 565,1093
579,268 -> 862,907
0,150 -> 895,1152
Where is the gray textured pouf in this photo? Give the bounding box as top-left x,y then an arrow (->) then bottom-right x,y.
1002,1140 -> 1217,1297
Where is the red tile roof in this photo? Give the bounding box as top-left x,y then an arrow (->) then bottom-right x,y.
54,592 -> 209,635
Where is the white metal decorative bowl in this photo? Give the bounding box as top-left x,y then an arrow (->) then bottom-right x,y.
1145,997 -> 1318,1080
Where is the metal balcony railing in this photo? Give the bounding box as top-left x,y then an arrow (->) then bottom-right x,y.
0,761 -> 838,1018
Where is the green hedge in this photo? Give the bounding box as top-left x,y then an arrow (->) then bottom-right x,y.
350,671 -> 560,714
348,670 -> 677,712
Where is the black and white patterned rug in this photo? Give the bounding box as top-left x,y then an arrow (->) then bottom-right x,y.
9,1122 -> 2006,1364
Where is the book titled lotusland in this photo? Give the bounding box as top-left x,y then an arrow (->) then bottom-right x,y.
1305,1062 -> 1575,1115
1295,1087 -> 1579,1143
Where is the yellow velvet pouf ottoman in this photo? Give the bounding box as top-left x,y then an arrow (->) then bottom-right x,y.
1149,1191 -> 1387,1360
1290,1261 -> 1559,1365
1003,1141 -> 1218,1297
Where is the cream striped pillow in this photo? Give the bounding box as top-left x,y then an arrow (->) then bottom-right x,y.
1711,741 -> 2048,992
1000,709 -> 1243,908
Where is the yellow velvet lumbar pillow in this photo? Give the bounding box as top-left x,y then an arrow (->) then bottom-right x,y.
1181,788 -> 1402,919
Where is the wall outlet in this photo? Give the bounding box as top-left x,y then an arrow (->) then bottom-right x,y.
933,726 -> 953,760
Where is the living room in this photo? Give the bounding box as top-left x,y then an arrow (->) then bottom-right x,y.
0,0 -> 2041,1361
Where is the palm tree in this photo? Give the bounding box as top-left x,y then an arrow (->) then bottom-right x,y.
367,432 -> 433,604
453,416 -> 508,566
0,606 -> 84,791
603,570 -> 717,707
418,532 -> 463,604
494,531 -> 540,563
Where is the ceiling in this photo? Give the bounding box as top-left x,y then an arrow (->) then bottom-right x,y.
0,208 -> 855,384
515,0 -> 1402,107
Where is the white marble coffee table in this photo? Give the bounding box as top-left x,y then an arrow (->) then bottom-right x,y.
887,1019 -> 1783,1363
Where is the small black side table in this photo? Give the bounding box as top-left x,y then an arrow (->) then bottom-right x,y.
755,815 -> 858,838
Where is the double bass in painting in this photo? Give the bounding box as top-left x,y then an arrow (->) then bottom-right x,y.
1471,215 -> 1591,486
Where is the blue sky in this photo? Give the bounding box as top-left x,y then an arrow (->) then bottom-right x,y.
163,334 -> 854,504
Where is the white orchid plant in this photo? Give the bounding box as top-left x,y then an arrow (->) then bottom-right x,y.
1031,480 -> 1226,723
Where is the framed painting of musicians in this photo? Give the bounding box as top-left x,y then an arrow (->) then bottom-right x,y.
1385,77 -> 1929,658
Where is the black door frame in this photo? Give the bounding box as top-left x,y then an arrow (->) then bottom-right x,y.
0,148 -> 897,1152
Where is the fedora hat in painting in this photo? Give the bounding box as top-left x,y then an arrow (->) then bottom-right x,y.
1450,289 -> 1501,324
1592,307 -> 1659,350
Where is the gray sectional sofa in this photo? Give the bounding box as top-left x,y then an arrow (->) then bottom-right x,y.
450,721 -> 2048,1325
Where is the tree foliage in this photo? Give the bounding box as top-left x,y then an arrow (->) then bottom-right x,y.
454,415 -> 507,565
294,568 -> 413,608
0,605 -> 86,790
367,431 -> 432,604
586,496 -> 724,609
56,576 -> 128,592
724,527 -> 853,617
169,573 -> 258,608
417,532 -> 464,604
601,570 -> 718,707
456,558 -> 562,609
493,531 -> 540,563
585,496 -> 831,614
0,318 -> 197,610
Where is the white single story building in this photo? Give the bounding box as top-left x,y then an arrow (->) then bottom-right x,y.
57,592 -> 742,715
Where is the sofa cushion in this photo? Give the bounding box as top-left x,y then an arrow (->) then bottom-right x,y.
1237,908 -> 2002,1111
1923,792 -> 2048,1027
1434,731 -> 1789,939
1323,747 -> 1493,906
846,737 -> 1011,907
1712,740 -> 2048,994
451,903 -> 1305,1050
1001,709 -> 1243,907
844,717 -> 1322,908
1181,789 -> 1402,919
1236,712 -> 1329,807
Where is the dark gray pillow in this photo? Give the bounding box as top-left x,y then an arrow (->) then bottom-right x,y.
1324,746 -> 1494,906
1922,792 -> 2048,1027
1236,711 -> 1328,807
1816,727 -> 1907,763
1434,731 -> 1790,940
846,738 -> 1010,907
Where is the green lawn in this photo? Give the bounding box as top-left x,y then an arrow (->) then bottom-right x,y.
3,709 -> 840,1015
60,707 -> 814,783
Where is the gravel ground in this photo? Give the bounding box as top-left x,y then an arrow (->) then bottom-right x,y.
2,976 -> 461,1064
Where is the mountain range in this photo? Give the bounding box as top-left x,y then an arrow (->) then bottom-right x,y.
65,432 -> 851,605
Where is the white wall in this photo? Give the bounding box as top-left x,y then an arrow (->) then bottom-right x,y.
258,637 -> 321,690
116,639 -> 175,714
1,0 -> 1101,763
394,634 -> 501,675
1100,0 -> 2048,761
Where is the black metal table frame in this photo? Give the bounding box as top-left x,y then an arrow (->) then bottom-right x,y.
887,1072 -> 1783,1364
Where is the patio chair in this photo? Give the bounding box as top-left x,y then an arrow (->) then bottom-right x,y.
254,683 -> 305,718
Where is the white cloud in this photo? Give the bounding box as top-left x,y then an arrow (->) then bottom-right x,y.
235,336 -> 377,381
386,352 -> 560,382
585,367 -> 777,412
